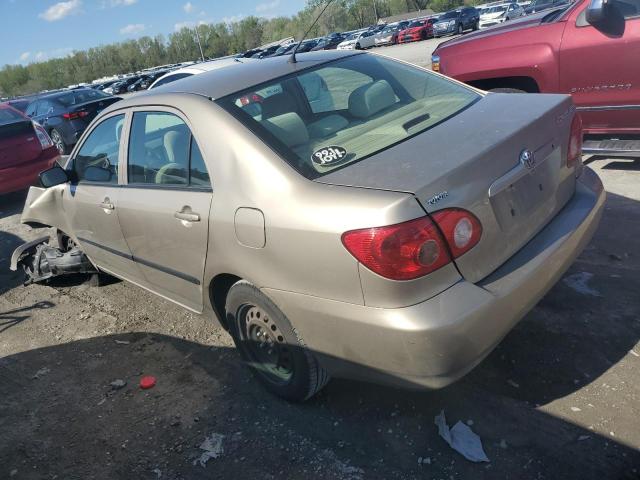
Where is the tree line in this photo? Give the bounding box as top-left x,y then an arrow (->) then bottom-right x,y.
0,0 -> 467,97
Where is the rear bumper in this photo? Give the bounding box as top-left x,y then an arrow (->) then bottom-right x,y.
0,147 -> 60,195
264,167 -> 605,389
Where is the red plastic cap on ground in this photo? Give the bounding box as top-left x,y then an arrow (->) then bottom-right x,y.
139,376 -> 156,389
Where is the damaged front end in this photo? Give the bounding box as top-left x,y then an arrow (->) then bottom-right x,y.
10,236 -> 97,285
11,183 -> 97,285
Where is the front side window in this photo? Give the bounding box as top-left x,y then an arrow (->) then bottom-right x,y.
127,111 -> 210,188
614,0 -> 640,17
218,55 -> 479,180
74,114 -> 124,183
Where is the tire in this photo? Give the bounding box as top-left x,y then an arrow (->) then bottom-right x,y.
457,23 -> 463,35
473,20 -> 479,30
225,281 -> 330,402
489,88 -> 527,93
355,42 -> 361,50
50,129 -> 68,155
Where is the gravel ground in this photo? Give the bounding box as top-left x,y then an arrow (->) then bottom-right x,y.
1,38 -> 639,479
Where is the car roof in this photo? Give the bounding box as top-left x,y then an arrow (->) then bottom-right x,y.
148,50 -> 362,100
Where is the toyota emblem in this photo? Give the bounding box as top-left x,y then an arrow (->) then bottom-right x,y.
520,149 -> 536,170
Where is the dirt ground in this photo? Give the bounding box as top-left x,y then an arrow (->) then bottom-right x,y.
1,157 -> 639,480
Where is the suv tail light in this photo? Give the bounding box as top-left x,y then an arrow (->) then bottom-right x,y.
32,122 -> 53,149
63,111 -> 88,120
567,113 -> 583,168
341,209 -> 482,281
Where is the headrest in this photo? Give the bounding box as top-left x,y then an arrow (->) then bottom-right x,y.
348,80 -> 396,119
261,91 -> 297,119
261,112 -> 309,148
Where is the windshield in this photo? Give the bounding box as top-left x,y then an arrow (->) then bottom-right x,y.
484,5 -> 508,13
217,55 -> 479,180
439,10 -> 460,19
408,20 -> 425,27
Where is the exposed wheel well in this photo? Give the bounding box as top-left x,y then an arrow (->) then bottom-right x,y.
467,76 -> 540,93
209,273 -> 242,330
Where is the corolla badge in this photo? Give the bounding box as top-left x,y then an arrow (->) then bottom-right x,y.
519,149 -> 536,170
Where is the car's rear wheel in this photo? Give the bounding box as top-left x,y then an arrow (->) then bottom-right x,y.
50,129 -> 68,155
226,281 -> 330,402
473,20 -> 479,30
355,42 -> 361,50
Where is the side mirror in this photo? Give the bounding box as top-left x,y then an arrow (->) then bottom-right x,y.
39,164 -> 69,188
84,165 -> 112,183
586,0 -> 609,24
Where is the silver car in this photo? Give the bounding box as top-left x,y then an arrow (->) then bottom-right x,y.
11,50 -> 605,401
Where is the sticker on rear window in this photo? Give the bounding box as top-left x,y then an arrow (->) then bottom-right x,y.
311,146 -> 347,166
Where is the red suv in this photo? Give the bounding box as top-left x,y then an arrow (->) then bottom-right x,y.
0,104 -> 60,195
398,18 -> 437,43
432,0 -> 640,156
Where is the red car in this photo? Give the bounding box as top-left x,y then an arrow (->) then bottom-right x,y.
431,0 -> 640,156
0,104 -> 60,195
398,18 -> 436,43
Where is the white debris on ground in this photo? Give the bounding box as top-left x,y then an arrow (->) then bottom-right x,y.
313,449 -> 364,480
32,367 -> 50,379
194,433 -> 225,467
434,410 -> 490,463
562,272 -> 602,297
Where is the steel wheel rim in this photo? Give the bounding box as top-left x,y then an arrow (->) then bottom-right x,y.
238,304 -> 293,385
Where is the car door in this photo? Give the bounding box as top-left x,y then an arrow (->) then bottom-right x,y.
116,109 -> 213,312
62,112 -> 140,279
559,0 -> 640,133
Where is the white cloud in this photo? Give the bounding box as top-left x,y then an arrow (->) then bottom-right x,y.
111,0 -> 137,6
120,23 -> 146,35
35,52 -> 47,61
19,52 -> 31,62
39,0 -> 82,22
255,0 -> 280,13
183,2 -> 194,13
174,21 -> 194,31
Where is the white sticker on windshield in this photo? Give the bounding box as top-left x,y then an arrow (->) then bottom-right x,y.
311,146 -> 347,166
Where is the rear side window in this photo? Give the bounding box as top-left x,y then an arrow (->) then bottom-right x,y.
36,100 -> 54,116
127,111 -> 210,188
151,73 -> 193,89
218,54 -> 479,180
74,114 -> 125,184
0,107 -> 25,125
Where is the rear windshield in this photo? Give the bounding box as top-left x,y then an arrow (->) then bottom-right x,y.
56,89 -> 110,106
217,54 -> 479,179
0,107 -> 25,125
439,10 -> 461,19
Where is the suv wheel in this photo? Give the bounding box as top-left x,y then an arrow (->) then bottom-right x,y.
226,281 -> 330,402
50,129 -> 68,155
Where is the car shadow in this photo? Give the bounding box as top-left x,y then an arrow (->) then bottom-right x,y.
0,230 -> 30,294
0,332 -> 638,479
0,190 -> 27,220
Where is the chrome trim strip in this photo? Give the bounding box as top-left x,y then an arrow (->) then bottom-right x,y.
576,105 -> 640,112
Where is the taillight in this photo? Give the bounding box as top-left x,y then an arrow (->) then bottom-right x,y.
430,209 -> 483,258
567,113 -> 583,168
63,111 -> 89,120
32,122 -> 53,149
341,209 -> 482,281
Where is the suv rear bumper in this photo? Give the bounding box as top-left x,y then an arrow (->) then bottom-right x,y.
264,166 -> 605,389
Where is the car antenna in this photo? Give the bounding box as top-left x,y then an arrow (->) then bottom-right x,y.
289,0 -> 335,64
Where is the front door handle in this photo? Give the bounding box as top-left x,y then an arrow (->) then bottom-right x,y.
99,201 -> 114,210
174,211 -> 200,222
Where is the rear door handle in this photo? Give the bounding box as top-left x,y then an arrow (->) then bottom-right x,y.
174,211 -> 200,222
99,201 -> 114,210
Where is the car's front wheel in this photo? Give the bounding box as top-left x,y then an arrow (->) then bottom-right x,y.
457,23 -> 464,35
355,42 -> 362,50
226,281 -> 330,402
50,129 -> 68,155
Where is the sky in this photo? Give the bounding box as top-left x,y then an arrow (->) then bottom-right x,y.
1,0 -> 306,66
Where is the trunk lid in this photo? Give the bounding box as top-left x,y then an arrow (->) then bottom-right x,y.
0,119 -> 42,169
67,96 -> 121,125
316,93 -> 578,283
